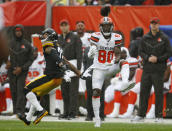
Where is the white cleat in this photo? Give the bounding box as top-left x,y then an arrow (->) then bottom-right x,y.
79,106 -> 88,116
94,118 -> 101,128
10,114 -> 17,119
119,113 -> 132,118
154,118 -> 163,123
131,115 -> 144,123
146,113 -> 155,119
1,109 -> 13,114
106,112 -> 118,118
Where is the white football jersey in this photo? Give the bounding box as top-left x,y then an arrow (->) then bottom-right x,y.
0,7 -> 4,30
26,52 -> 45,82
0,63 -> 8,83
80,32 -> 91,54
74,32 -> 91,55
127,57 -> 139,69
90,32 -> 122,69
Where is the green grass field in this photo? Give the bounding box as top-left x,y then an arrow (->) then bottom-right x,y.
0,120 -> 172,131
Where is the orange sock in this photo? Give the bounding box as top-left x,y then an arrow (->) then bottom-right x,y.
56,89 -> 62,100
114,91 -> 122,103
152,93 -> 155,104
5,88 -> 11,99
128,91 -> 137,104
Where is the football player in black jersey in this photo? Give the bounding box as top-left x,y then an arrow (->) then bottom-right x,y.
17,28 -> 81,125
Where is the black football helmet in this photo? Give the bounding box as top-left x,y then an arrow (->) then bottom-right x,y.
40,28 -> 58,42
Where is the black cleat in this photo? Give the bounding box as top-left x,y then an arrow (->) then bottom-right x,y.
33,109 -> 48,125
58,114 -> 69,119
100,117 -> 105,121
55,108 -> 60,114
17,113 -> 31,126
68,115 -> 76,120
85,116 -> 93,121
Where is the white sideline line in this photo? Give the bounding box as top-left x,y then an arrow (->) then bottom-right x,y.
0,115 -> 172,124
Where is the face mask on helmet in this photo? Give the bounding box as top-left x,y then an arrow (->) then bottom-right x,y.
100,23 -> 113,36
39,28 -> 58,42
99,17 -> 114,37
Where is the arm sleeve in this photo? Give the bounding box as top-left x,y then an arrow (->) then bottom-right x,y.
138,38 -> 149,62
22,44 -> 34,71
120,61 -> 130,82
157,38 -> 171,62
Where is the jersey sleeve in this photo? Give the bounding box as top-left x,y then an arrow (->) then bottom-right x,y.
114,33 -> 122,46
90,32 -> 100,45
128,58 -> 139,68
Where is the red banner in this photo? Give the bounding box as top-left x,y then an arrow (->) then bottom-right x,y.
0,1 -> 46,26
52,6 -> 172,47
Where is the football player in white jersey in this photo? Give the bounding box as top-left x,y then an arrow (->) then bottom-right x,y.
119,60 -> 171,119
0,63 -> 13,114
105,47 -> 139,118
87,17 -> 129,127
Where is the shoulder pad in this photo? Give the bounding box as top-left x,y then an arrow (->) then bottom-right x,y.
127,57 -> 139,67
90,32 -> 100,44
113,33 -> 122,45
113,33 -> 122,40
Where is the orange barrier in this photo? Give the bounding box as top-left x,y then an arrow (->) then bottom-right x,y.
52,6 -> 172,47
0,1 -> 46,26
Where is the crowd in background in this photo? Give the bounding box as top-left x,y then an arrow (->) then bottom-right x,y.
0,0 -> 172,6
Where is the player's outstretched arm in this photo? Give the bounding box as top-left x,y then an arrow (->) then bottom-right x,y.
63,56 -> 81,77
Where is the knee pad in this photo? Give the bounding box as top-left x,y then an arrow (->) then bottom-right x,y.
92,89 -> 101,97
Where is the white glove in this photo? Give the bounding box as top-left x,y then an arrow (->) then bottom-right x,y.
81,67 -> 92,79
63,70 -> 72,82
88,45 -> 97,58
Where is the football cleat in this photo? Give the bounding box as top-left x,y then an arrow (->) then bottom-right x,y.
17,113 -> 31,126
33,109 -> 48,125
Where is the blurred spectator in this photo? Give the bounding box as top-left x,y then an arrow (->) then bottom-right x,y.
112,0 -> 145,5
112,0 -> 127,5
52,0 -> 68,6
84,0 -> 97,5
126,0 -> 145,5
104,0 -> 111,5
84,0 -> 93,5
129,27 -> 144,58
6,24 -> 34,117
96,0 -> 104,5
154,0 -> 171,5
76,0 -> 85,5
142,0 -> 154,5
58,19 -> 82,119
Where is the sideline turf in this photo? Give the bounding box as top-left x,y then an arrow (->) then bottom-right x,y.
0,120 -> 172,131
